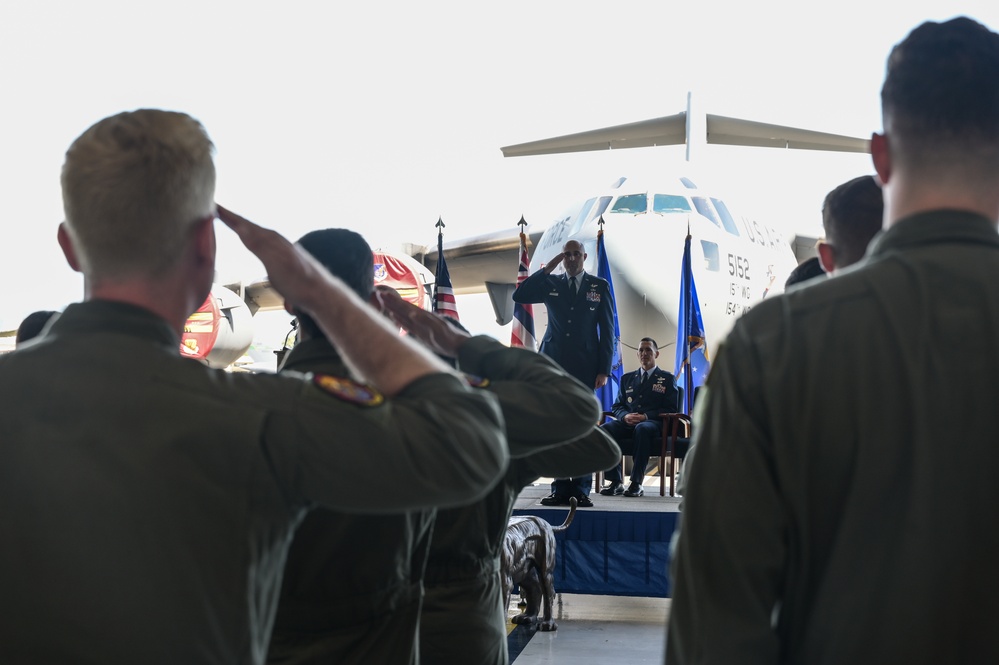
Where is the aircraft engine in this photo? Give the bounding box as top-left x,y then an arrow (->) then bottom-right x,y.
180,284 -> 254,369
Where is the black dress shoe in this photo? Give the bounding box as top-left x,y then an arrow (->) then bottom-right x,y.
599,481 -> 625,496
540,494 -> 569,506
574,495 -> 594,507
623,481 -> 644,497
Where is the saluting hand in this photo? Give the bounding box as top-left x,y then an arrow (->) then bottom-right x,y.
373,285 -> 470,358
543,251 -> 566,274
216,204 -> 334,314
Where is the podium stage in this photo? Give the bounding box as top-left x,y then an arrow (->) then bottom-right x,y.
511,481 -> 681,598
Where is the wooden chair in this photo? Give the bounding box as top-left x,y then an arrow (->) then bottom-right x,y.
659,412 -> 691,497
658,386 -> 701,497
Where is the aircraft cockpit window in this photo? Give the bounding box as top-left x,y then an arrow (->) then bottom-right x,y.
568,196 -> 612,236
609,194 -> 647,214
711,198 -> 741,237
691,197 -> 721,229
700,240 -> 720,271
569,198 -> 597,235
653,194 -> 692,214
593,196 -> 612,220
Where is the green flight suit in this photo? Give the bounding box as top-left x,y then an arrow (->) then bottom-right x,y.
269,334 -> 607,664
267,337 -> 436,665
668,212 -> 999,664
0,301 -> 506,665
420,340 -> 622,665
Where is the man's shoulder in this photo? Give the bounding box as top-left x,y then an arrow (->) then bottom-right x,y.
741,266 -> 871,327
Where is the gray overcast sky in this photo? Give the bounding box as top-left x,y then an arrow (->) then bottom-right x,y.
2,1 -> 997,334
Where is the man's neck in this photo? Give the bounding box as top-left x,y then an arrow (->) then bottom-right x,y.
884,175 -> 999,228
87,274 -> 206,337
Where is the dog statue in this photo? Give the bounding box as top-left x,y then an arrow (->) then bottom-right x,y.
501,497 -> 576,631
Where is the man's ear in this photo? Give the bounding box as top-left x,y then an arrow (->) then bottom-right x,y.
283,300 -> 295,316
817,241 -> 836,274
191,216 -> 216,269
57,223 -> 82,273
871,132 -> 891,185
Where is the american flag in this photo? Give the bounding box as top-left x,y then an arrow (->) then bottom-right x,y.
432,220 -> 459,320
510,228 -> 536,350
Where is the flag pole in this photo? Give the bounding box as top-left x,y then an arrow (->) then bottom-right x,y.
433,217 -> 459,320
511,215 -> 536,350
595,216 -> 623,413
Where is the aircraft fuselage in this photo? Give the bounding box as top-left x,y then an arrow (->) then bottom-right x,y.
527,176 -> 797,373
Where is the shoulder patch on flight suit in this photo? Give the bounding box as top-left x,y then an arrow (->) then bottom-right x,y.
312,374 -> 384,406
462,373 -> 491,389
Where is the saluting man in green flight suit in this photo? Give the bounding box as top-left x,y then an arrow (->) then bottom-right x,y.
376,286 -> 621,665
0,109 -> 508,665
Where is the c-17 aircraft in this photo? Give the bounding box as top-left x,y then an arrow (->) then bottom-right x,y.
411,93 -> 871,371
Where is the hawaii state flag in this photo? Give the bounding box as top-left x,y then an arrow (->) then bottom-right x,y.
674,232 -> 710,414
432,223 -> 459,320
595,227 -> 623,413
510,230 -> 536,350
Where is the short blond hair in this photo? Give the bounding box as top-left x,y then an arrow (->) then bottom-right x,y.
61,109 -> 216,280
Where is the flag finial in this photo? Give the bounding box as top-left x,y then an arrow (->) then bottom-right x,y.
511,223 -> 536,350
433,220 -> 458,321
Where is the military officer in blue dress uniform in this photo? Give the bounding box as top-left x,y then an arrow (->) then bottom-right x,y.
512,239 -> 616,506
599,338 -> 680,497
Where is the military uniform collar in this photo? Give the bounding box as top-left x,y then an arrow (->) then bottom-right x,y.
868,210 -> 999,258
51,300 -> 179,351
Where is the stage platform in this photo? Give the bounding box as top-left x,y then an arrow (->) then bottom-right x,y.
511,477 -> 681,598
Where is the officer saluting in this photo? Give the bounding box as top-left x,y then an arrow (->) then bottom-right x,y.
513,238 -> 615,506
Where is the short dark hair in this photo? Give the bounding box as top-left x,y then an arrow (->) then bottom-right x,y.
639,337 -> 658,352
785,257 -> 825,289
294,229 -> 373,340
822,175 -> 884,269
881,17 -> 999,171
15,310 -> 58,347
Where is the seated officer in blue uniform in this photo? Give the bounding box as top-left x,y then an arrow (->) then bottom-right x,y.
599,337 -> 680,497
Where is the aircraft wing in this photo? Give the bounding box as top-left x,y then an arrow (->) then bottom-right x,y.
225,248 -> 439,316
502,106 -> 870,157
705,115 -> 870,152
501,113 -> 688,157
224,279 -> 284,315
417,226 -> 546,295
